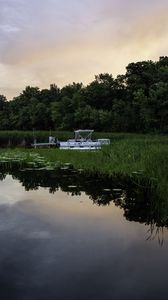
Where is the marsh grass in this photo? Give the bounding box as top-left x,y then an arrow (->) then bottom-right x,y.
33,136 -> 168,200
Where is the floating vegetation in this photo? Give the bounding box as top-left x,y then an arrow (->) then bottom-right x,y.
0,151 -> 62,172
60,166 -> 70,170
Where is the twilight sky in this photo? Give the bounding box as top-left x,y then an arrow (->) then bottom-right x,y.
0,0 -> 168,99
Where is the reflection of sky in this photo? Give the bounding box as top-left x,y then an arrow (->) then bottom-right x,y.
0,175 -> 26,204
0,0 -> 168,99
0,176 -> 168,299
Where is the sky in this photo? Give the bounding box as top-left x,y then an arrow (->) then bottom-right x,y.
0,0 -> 168,99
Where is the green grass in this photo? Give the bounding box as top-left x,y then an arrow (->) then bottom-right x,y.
34,136 -> 168,200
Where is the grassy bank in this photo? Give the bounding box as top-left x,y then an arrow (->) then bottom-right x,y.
36,137 -> 168,198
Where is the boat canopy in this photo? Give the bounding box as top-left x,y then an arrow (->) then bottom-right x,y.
74,129 -> 94,141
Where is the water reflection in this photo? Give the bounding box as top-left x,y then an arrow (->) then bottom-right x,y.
0,169 -> 168,299
0,167 -> 167,232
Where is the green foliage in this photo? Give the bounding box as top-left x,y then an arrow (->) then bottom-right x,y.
1,56 -> 168,133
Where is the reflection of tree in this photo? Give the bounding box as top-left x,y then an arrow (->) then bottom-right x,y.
0,166 -> 168,243
0,172 -> 6,181
146,225 -> 164,246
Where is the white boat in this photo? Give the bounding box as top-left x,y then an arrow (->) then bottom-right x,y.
59,129 -> 110,150
31,130 -> 110,150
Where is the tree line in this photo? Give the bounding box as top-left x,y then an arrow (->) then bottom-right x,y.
0,56 -> 168,133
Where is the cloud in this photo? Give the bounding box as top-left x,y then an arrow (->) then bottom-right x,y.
0,0 -> 168,99
0,24 -> 21,33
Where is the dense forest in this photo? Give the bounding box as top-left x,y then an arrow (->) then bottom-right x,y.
0,56 -> 168,132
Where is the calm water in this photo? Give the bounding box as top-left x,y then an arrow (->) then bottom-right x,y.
0,170 -> 168,300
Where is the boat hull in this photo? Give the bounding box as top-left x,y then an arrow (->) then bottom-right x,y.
59,141 -> 101,150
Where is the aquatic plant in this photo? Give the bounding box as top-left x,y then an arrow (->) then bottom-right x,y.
0,150 -> 62,171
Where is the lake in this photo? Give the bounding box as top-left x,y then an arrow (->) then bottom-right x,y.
0,169 -> 168,300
